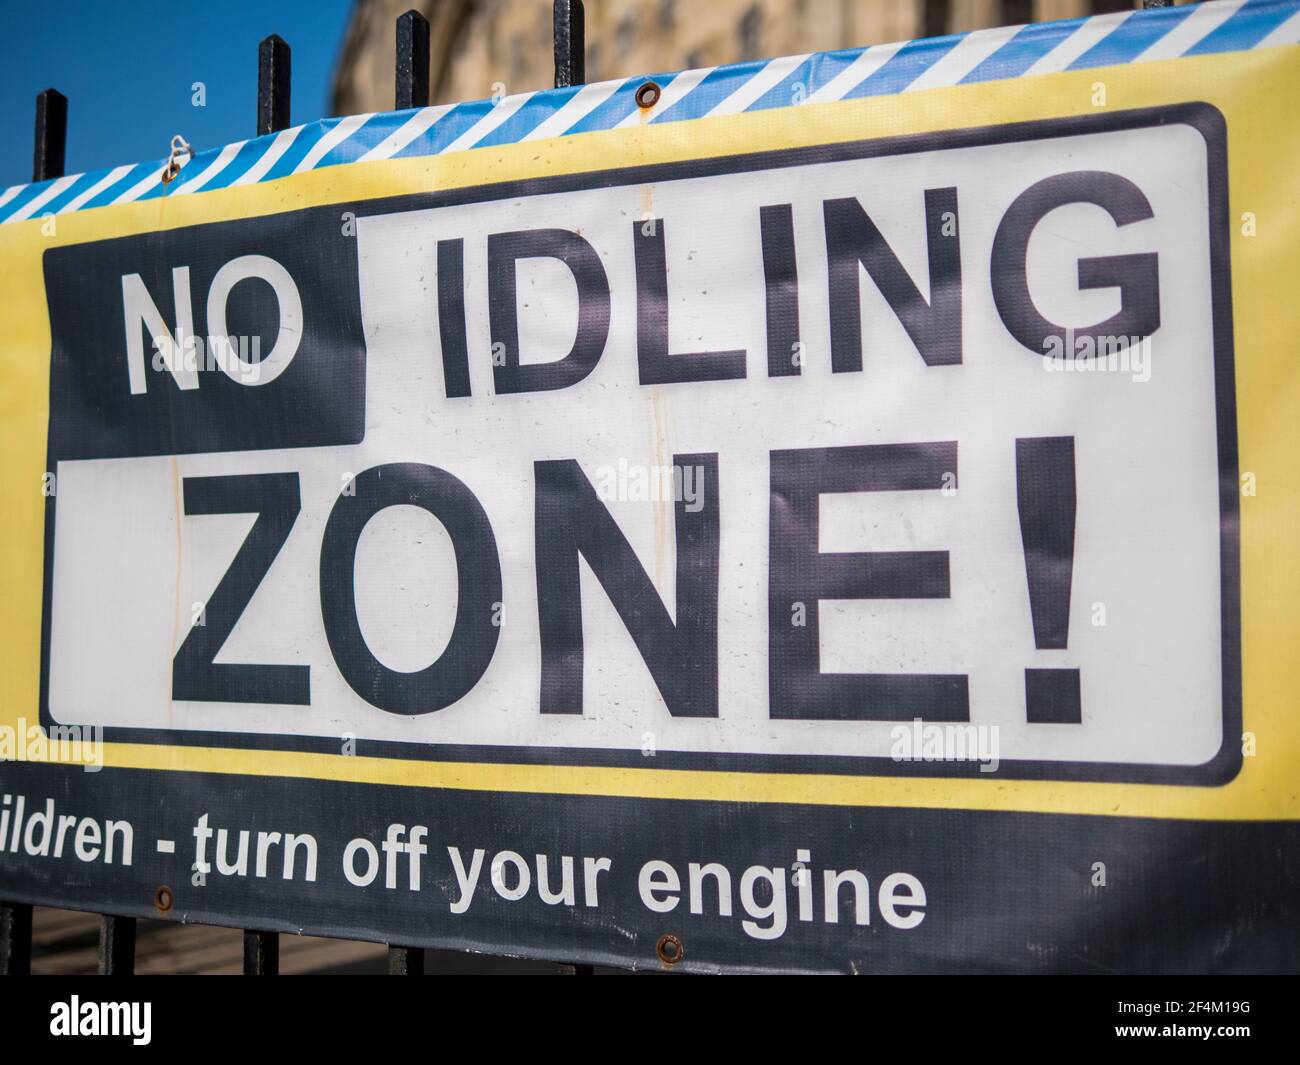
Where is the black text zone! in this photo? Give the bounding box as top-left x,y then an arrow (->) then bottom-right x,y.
168,165 -> 1164,730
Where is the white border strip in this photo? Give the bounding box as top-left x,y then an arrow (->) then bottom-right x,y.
805,41 -> 908,105
441,92 -> 534,153
1139,0 -> 1246,61
614,67 -> 716,128
1258,5 -> 1300,46
292,113 -> 375,174
523,79 -> 623,141
172,140 -> 248,196
906,24 -> 1026,92
709,54 -> 811,117
1023,11 -> 1135,75
230,125 -> 303,186
358,104 -> 455,162
110,165 -> 168,206
4,174 -> 79,222
57,164 -> 134,214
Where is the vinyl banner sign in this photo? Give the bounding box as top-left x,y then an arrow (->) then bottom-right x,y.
3,4 -> 1299,972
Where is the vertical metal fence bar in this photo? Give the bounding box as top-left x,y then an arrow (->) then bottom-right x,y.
396,9 -> 431,109
554,0 -> 587,974
247,38 -> 290,973
33,87 -> 67,182
553,0 -> 585,89
241,38 -> 292,972
924,0 -> 952,38
4,87 -> 64,981
388,16 -> 433,977
243,930 -> 279,975
257,34 -> 292,136
98,915 -> 136,975
0,902 -> 33,976
236,37 -> 295,978
390,13 -> 432,980
998,1 -> 1032,28
387,945 -> 425,975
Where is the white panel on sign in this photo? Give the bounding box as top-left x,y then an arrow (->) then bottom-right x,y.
47,118 -> 1226,774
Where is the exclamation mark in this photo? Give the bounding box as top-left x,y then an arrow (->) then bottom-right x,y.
1015,436 -> 1081,724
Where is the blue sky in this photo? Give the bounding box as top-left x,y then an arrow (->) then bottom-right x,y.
0,0 -> 355,188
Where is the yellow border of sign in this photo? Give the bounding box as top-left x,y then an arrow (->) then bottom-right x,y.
3,48 -> 1298,821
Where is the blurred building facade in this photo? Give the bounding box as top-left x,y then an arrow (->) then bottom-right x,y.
331,0 -> 1154,115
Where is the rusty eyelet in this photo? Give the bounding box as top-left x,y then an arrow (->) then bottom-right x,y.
635,81 -> 662,109
154,885 -> 174,913
160,134 -> 192,187
656,932 -> 683,966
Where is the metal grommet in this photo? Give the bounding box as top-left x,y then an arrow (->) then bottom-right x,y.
154,885 -> 174,913
656,932 -> 683,966
635,81 -> 662,109
161,134 -> 193,186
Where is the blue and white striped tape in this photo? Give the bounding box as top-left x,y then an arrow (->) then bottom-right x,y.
2,0 -> 1297,225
